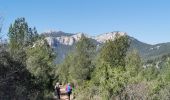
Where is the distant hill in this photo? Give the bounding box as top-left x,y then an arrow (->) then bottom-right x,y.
130,37 -> 170,61
41,31 -> 170,63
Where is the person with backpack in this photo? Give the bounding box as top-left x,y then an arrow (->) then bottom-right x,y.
66,83 -> 72,100
54,82 -> 60,100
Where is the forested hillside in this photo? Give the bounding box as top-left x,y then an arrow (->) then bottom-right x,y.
1,17 -> 170,100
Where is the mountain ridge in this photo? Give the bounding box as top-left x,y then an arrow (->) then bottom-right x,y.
41,31 -> 170,63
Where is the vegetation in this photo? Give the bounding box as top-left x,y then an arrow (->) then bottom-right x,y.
57,35 -> 96,85
0,17 -> 55,99
59,34 -> 170,100
26,39 -> 56,93
1,17 -> 170,100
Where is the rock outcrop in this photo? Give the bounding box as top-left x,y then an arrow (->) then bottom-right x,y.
44,31 -> 126,46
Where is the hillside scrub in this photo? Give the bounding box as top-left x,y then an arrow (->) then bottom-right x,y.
59,34 -> 170,100
1,17 -> 170,99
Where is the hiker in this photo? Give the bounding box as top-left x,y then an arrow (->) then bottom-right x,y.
54,82 -> 60,100
66,83 -> 72,100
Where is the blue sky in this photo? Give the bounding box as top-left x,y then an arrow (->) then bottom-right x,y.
0,0 -> 170,44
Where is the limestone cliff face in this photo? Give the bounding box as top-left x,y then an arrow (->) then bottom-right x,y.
45,31 -> 126,46
94,31 -> 126,43
45,32 -> 83,46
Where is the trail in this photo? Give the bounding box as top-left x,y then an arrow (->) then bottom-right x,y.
54,86 -> 73,100
60,86 -> 69,100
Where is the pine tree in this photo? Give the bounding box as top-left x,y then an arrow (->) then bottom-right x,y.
1,17 -> 41,99
8,17 -> 39,63
69,35 -> 96,84
93,35 -> 130,99
8,18 -> 28,50
26,39 -> 55,91
99,35 -> 130,68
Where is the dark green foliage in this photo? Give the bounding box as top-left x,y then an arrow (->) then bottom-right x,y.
0,48 -> 40,100
1,17 -> 56,99
99,35 -> 130,68
90,35 -> 130,99
70,35 -> 96,83
26,39 -> 56,92
8,17 -> 39,63
8,18 -> 28,50
27,27 -> 39,45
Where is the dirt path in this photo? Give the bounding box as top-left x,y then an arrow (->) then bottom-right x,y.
54,86 -> 73,100
60,87 -> 69,100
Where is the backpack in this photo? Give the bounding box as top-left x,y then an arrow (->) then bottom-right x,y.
66,85 -> 72,93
